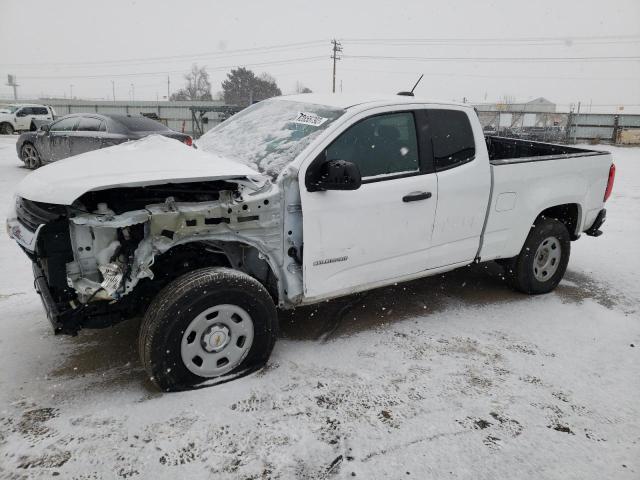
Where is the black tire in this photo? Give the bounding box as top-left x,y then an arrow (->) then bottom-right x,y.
0,123 -> 14,135
21,143 -> 42,169
504,217 -> 571,294
139,267 -> 278,391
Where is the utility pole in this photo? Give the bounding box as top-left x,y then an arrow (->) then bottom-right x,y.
6,75 -> 18,100
112,81 -> 116,102
572,101 -> 581,144
167,76 -> 170,100
70,84 -> 74,99
330,39 -> 342,93
131,83 -> 135,101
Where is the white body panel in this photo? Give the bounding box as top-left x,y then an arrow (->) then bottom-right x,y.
480,153 -> 612,261
15,135 -> 263,204
301,174 -> 438,299
426,107 -> 492,269
298,103 -> 441,300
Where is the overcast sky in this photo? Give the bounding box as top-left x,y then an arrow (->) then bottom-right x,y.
1,0 -> 638,112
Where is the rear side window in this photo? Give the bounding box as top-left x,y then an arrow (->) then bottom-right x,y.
115,116 -> 169,132
77,117 -> 104,132
50,117 -> 78,132
326,112 -> 419,179
33,107 -> 49,115
428,110 -> 475,171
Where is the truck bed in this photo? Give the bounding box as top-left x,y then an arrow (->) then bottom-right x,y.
480,137 -> 613,263
486,136 -> 608,165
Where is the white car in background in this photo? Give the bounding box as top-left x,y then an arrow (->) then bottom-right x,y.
0,104 -> 56,134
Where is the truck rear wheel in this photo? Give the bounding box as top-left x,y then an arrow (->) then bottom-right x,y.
139,267 -> 278,391
0,123 -> 14,135
504,217 -> 570,294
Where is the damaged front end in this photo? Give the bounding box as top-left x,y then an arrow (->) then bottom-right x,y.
9,177 -> 287,335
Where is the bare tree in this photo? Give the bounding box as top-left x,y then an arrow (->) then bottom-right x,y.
170,64 -> 213,101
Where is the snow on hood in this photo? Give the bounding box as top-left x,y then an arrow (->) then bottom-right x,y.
16,135 -> 263,205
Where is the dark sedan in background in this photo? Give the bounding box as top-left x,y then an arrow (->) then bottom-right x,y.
17,113 -> 193,169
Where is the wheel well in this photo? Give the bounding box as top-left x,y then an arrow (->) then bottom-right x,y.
537,204 -> 580,240
152,242 -> 230,283
154,241 -> 279,302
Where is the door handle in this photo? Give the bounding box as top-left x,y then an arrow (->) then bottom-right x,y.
402,191 -> 432,202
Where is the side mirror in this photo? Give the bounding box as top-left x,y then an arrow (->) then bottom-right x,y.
16,110 -> 27,117
309,159 -> 362,192
39,123 -> 50,132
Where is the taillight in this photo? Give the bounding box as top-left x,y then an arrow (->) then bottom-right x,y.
184,136 -> 193,147
604,163 -> 615,202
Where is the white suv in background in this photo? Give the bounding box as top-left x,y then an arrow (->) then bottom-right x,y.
0,104 -> 56,134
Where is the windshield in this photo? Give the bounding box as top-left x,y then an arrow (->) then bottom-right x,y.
198,98 -> 345,179
2,105 -> 20,113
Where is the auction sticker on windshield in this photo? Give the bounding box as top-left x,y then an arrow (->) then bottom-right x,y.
292,112 -> 328,127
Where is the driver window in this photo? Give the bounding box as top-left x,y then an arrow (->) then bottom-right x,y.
325,112 -> 419,179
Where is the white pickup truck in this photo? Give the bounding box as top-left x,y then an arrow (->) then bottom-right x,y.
6,93 -> 615,391
0,103 -> 56,135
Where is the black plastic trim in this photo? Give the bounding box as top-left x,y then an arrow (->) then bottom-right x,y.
585,209 -> 606,237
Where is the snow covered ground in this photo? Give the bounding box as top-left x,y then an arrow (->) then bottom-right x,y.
0,135 -> 638,479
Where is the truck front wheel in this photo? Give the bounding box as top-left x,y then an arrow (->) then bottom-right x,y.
139,267 -> 278,391
0,123 -> 14,135
504,217 -> 571,294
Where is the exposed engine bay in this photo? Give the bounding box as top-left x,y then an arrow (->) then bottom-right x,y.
16,177 -> 303,334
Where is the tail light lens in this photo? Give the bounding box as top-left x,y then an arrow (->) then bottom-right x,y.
184,136 -> 193,147
604,163 -> 615,202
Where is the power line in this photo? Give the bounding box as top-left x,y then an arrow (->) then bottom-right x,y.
339,67 -> 639,81
343,54 -> 640,63
0,40 -> 327,69
343,34 -> 640,46
5,34 -> 638,70
15,56 -> 327,80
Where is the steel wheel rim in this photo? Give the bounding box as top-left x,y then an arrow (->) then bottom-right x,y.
180,304 -> 254,377
533,236 -> 561,282
22,145 -> 39,168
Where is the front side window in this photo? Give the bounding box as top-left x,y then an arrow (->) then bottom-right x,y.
77,117 -> 103,132
50,117 -> 78,132
428,109 -> 476,171
325,112 -> 419,179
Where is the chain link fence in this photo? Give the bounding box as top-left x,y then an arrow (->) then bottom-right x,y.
476,109 -> 640,145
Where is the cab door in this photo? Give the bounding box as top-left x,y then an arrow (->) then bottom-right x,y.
33,106 -> 53,123
299,109 -> 438,300
425,108 -> 492,268
14,107 -> 32,130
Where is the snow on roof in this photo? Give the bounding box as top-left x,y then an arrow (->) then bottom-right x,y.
275,93 -> 470,110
